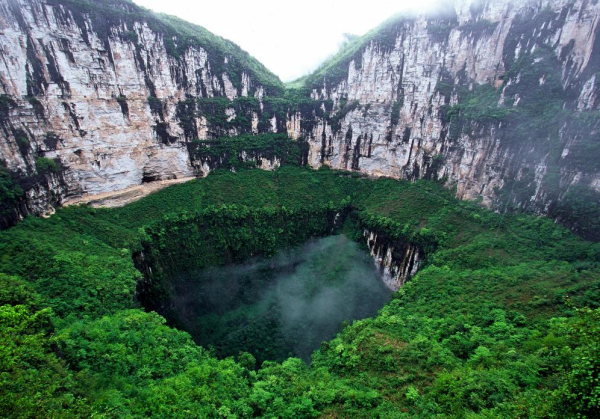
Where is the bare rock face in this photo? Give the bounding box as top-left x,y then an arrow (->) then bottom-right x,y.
0,0 -> 599,239
298,0 -> 600,239
0,0 -> 277,222
364,229 -> 422,290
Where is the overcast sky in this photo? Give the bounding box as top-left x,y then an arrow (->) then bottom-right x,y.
133,0 -> 441,82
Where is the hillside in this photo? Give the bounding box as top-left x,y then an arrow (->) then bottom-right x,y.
0,166 -> 598,417
291,0 -> 600,240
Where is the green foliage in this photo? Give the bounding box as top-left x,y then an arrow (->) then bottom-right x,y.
188,134 -> 307,170
554,305 -> 600,417
192,96 -> 280,134
0,274 -> 90,417
34,157 -> 60,174
146,95 -> 163,114
390,100 -> 401,125
0,94 -> 16,120
0,166 -> 598,417
36,251 -> 138,319
551,185 -> 600,241
61,309 -> 253,417
250,358 -> 381,417
0,1 -> 597,413
0,211 -> 140,321
121,30 -> 138,44
195,96 -> 236,127
330,100 -> 359,132
443,84 -> 513,128
13,129 -> 29,155
185,94 -> 328,136
151,235 -> 390,364
0,162 -> 24,218
26,96 -> 44,117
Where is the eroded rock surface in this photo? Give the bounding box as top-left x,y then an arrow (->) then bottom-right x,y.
1,0 -> 599,238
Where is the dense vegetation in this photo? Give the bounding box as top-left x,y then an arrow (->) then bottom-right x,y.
176,94 -> 331,140
0,165 -> 598,417
1,1 -> 599,417
187,133 -> 309,170
159,235 -> 391,364
0,162 -> 24,225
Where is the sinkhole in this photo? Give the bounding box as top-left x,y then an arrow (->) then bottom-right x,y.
137,233 -> 392,364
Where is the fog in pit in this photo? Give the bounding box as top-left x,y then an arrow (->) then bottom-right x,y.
168,235 -> 392,363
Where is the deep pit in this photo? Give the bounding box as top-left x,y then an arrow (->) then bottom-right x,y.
142,235 -> 391,363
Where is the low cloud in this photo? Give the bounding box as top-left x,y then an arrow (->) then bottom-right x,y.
170,235 -> 392,362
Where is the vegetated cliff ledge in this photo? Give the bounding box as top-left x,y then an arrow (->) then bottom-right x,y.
0,0 -> 599,240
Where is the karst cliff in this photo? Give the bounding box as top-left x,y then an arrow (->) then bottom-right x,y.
0,0 -> 599,238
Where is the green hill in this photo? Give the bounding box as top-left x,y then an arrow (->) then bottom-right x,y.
0,162 -> 598,417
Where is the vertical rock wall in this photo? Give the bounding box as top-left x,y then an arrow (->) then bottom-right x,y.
297,0 -> 600,238
0,0 -> 278,219
364,229 -> 423,290
0,0 -> 599,238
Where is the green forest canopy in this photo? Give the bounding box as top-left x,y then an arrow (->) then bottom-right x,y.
0,165 -> 598,417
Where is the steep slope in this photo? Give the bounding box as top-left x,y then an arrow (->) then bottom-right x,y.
0,0 -> 283,225
0,0 -> 599,240
292,0 -> 600,239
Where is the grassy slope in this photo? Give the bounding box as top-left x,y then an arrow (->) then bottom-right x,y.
0,166 -> 598,417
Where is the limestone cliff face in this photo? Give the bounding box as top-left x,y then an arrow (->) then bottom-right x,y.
296,0 -> 600,238
0,0 -> 281,223
364,229 -> 422,290
0,0 -> 599,238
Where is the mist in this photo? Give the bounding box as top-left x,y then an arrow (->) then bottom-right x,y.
167,235 -> 392,363
132,0 -> 452,81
